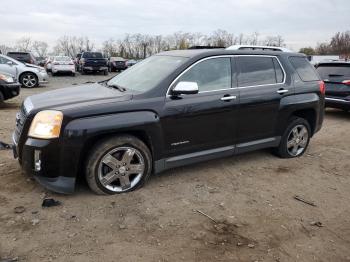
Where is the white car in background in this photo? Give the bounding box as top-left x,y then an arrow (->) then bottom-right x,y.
0,54 -> 48,88
51,56 -> 76,76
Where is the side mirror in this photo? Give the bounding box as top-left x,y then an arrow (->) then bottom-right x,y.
172,81 -> 199,95
6,61 -> 14,66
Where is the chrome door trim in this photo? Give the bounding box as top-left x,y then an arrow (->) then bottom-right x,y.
166,54 -> 287,97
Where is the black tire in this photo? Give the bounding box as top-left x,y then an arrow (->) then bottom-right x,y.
273,117 -> 311,158
71,72 -> 76,77
51,72 -> 56,76
81,69 -> 86,75
103,70 -> 108,76
85,135 -> 152,195
20,72 -> 38,88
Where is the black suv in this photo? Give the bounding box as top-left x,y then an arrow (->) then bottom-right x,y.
10,50 -> 324,194
79,52 -> 108,75
7,52 -> 37,65
315,61 -> 350,111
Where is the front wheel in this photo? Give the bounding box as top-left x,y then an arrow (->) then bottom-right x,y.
20,72 -> 38,88
85,135 -> 152,195
274,117 -> 311,158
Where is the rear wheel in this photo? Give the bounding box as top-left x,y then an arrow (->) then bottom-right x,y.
85,135 -> 152,195
20,72 -> 38,88
274,117 -> 311,158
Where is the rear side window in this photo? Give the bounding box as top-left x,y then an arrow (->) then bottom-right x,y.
177,57 -> 231,92
316,64 -> 350,79
236,56 -> 282,87
289,57 -> 319,81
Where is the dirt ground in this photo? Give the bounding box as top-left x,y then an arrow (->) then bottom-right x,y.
0,74 -> 350,262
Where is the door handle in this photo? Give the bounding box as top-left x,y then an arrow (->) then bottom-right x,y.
220,95 -> 237,101
277,89 -> 289,94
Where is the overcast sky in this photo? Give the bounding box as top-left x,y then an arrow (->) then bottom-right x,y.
1,0 -> 349,51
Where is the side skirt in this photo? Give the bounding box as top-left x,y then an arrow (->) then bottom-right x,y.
154,136 -> 281,173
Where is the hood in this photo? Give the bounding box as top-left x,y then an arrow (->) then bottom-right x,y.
24,83 -> 132,113
24,63 -> 44,70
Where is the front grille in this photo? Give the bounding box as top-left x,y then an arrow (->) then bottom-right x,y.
13,105 -> 28,144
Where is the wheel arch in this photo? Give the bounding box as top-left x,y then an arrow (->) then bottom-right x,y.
62,111 -> 163,180
19,71 -> 38,86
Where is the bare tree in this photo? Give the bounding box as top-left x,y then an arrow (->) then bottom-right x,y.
32,41 -> 49,57
0,44 -> 14,55
264,35 -> 285,47
15,37 -> 32,52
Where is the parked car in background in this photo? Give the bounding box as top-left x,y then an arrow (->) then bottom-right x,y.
7,52 -> 37,65
108,57 -> 127,72
226,45 -> 292,52
126,59 -> 137,67
10,49 -> 324,194
74,53 -> 82,71
0,72 -> 20,102
79,52 -> 108,75
315,61 -> 350,111
51,56 -> 76,76
44,56 -> 54,72
0,54 -> 48,88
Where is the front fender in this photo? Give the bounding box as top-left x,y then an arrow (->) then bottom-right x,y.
58,111 -> 163,178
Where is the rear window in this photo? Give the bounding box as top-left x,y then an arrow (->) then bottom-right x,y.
7,52 -> 30,59
316,64 -> 350,79
236,56 -> 283,87
289,56 -> 319,81
55,56 -> 71,62
83,52 -> 103,59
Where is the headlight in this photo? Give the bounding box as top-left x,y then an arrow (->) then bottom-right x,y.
28,110 -> 63,139
0,74 -> 14,83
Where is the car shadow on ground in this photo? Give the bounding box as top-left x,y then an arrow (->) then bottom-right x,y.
325,108 -> 350,120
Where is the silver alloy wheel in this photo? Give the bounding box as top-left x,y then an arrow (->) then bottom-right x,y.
98,147 -> 145,192
22,74 -> 37,88
286,124 -> 309,156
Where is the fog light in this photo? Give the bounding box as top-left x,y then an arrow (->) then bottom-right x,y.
34,150 -> 41,171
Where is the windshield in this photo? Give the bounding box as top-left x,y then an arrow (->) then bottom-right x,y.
107,55 -> 188,92
316,64 -> 350,79
83,52 -> 103,59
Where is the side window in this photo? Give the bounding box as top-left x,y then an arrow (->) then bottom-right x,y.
289,57 -> 320,82
177,57 -> 231,92
237,56 -> 277,87
0,57 -> 10,64
273,58 -> 284,83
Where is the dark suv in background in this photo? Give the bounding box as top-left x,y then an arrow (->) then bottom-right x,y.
7,52 -> 37,65
10,49 -> 324,195
79,52 -> 108,75
315,61 -> 350,111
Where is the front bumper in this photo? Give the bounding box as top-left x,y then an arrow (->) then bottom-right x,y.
1,83 -> 20,100
37,71 -> 49,85
325,97 -> 350,110
13,135 -> 77,194
83,66 -> 108,71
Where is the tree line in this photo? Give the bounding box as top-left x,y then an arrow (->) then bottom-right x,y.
299,31 -> 350,57
0,30 -> 285,59
2,30 -> 349,59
